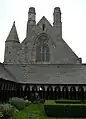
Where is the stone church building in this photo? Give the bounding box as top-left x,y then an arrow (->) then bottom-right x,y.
0,7 -> 86,102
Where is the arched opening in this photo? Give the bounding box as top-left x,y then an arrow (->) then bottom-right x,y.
47,86 -> 53,100
0,83 -> 4,103
54,86 -> 61,100
70,86 -> 76,100
24,85 -> 30,100
11,85 -> 16,98
32,85 -> 38,101
3,83 -> 7,103
5,83 -> 9,102
14,85 -> 17,97
36,35 -> 50,62
39,85 -> 45,99
78,86 -> 84,100
2,83 -> 5,103
17,85 -> 23,98
32,85 -> 38,92
20,86 -> 23,98
62,86 -> 68,99
9,84 -> 13,98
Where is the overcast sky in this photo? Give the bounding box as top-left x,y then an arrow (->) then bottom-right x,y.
0,0 -> 86,63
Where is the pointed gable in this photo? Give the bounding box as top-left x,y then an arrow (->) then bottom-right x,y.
37,16 -> 52,28
6,21 -> 20,43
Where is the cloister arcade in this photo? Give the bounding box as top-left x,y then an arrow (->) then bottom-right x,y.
0,78 -> 86,103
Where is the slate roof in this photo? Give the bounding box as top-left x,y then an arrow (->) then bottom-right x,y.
0,63 -> 17,82
6,22 -> 20,43
3,64 -> 86,84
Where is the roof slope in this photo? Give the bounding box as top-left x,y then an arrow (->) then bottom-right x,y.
53,38 -> 79,63
4,64 -> 86,84
6,22 -> 20,43
0,63 -> 17,82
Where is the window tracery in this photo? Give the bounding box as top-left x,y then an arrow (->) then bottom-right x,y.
36,35 -> 50,62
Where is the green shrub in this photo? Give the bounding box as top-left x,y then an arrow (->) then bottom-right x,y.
9,97 -> 25,110
0,103 -> 16,116
55,100 -> 86,104
0,112 -> 3,118
44,103 -> 86,117
24,100 -> 31,106
44,100 -> 86,105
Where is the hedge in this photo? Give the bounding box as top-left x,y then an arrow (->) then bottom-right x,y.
45,100 -> 86,105
44,100 -> 86,117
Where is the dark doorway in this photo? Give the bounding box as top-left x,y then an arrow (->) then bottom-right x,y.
39,85 -> 45,99
70,86 -> 76,100
54,86 -> 61,100
62,86 -> 68,99
47,86 -> 53,100
24,85 -> 30,100
78,86 -> 84,100
17,86 -> 23,98
32,85 -> 38,101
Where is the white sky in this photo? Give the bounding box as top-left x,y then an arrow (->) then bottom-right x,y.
0,0 -> 86,63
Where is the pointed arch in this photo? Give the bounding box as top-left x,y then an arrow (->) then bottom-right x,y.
39,85 -> 45,99
36,34 -> 50,62
78,86 -> 84,100
24,85 -> 30,100
32,85 -> 38,92
62,86 -> 68,99
70,86 -> 76,100
31,85 -> 38,101
54,86 -> 61,99
16,85 -> 23,98
47,86 -> 53,100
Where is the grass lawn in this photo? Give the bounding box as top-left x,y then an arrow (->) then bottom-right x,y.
9,102 -> 86,119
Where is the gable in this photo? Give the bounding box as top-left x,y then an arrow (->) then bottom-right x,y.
37,16 -> 52,29
15,17 -> 81,64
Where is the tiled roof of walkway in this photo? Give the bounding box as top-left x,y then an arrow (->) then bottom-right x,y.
2,63 -> 86,84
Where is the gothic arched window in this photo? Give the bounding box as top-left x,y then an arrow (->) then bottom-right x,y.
36,35 -> 50,62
